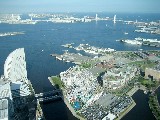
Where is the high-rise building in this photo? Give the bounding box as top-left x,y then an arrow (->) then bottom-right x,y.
4,48 -> 28,84
113,15 -> 116,24
95,14 -> 98,21
0,48 -> 37,120
0,82 -> 14,120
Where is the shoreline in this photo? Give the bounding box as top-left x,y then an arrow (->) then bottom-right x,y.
116,98 -> 136,120
48,76 -> 160,120
28,80 -> 44,119
48,76 -> 85,120
48,76 -> 144,120
127,85 -> 147,97
117,86 -> 146,119
48,48 -> 160,120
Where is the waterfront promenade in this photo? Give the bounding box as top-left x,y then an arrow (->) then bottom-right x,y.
118,85 -> 147,119
127,85 -> 147,97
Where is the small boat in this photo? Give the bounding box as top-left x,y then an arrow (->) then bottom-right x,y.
124,32 -> 128,35
66,60 -> 70,63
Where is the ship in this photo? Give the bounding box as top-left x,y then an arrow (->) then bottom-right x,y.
122,39 -> 142,45
124,32 -> 128,35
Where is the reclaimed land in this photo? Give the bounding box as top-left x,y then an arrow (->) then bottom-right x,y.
116,98 -> 136,120
49,49 -> 160,120
48,76 -> 85,120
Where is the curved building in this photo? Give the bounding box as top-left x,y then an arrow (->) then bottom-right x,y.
0,48 -> 36,120
4,48 -> 28,84
4,48 -> 31,96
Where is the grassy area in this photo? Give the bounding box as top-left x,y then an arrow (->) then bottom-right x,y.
123,52 -> 138,58
142,60 -> 157,70
128,61 -> 144,66
140,78 -> 153,86
112,85 -> 133,96
80,62 -> 92,68
138,76 -> 158,90
148,50 -> 160,56
51,76 -> 65,89
128,60 -> 157,71
149,94 -> 160,120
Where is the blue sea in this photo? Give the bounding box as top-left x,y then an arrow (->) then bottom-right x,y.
0,12 -> 160,120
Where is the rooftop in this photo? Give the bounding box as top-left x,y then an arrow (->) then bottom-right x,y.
0,99 -> 8,120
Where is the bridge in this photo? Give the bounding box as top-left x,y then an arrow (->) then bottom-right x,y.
35,89 -> 62,103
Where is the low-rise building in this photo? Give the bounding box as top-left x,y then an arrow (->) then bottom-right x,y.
60,65 -> 100,108
102,66 -> 138,90
145,68 -> 160,81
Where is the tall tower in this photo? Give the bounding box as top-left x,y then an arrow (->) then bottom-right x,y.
4,48 -> 28,84
11,14 -> 14,18
113,15 -> 116,24
96,14 -> 98,21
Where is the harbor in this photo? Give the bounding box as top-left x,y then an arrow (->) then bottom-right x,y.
0,12 -> 160,120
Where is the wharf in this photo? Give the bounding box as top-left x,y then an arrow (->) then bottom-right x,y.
143,42 -> 160,47
120,39 -> 160,48
51,52 -> 92,64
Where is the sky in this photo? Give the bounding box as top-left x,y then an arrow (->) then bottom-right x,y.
0,0 -> 160,13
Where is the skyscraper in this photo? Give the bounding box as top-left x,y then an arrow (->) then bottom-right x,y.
95,14 -> 98,21
0,48 -> 37,120
113,15 -> 116,24
4,48 -> 28,84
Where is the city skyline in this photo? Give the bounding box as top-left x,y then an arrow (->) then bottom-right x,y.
0,0 -> 160,13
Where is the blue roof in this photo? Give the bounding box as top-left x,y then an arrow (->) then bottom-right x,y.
74,101 -> 81,109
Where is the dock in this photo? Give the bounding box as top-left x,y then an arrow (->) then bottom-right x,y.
50,52 -> 92,64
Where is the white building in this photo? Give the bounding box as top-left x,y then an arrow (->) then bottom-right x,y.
0,99 -> 10,120
0,48 -> 32,120
60,66 -> 99,105
0,82 -> 14,120
102,66 -> 138,90
4,48 -> 28,84
102,113 -> 116,120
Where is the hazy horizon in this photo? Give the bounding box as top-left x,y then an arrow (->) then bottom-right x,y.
0,0 -> 160,14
